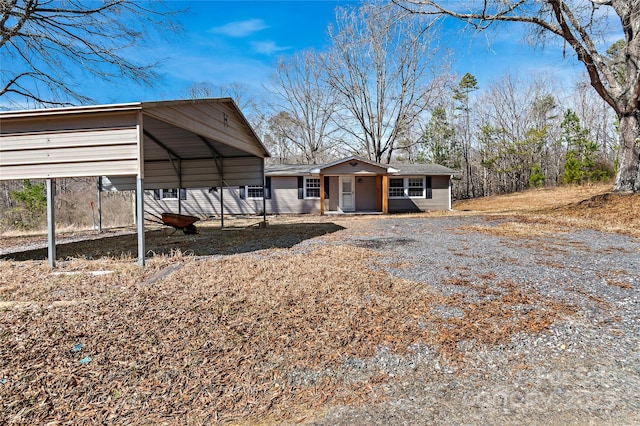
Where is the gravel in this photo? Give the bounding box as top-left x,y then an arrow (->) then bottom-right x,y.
303,215 -> 640,425
2,215 -> 638,424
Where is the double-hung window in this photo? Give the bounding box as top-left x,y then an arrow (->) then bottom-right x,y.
162,188 -> 178,199
153,188 -> 186,200
246,185 -> 264,199
305,177 -> 320,198
388,177 -> 429,198
389,178 -> 405,198
239,177 -> 271,200
407,178 -> 424,197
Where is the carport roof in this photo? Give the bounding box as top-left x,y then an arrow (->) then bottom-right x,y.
0,98 -> 270,182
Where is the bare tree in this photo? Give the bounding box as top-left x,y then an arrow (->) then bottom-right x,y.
185,81 -> 257,112
1,0 -> 181,107
394,0 -> 640,192
325,1 -> 449,163
266,49 -> 340,164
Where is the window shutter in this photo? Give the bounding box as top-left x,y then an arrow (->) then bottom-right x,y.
179,188 -> 187,200
239,186 -> 246,199
426,176 -> 432,199
264,177 -> 272,199
297,176 -> 304,199
153,189 -> 161,200
324,176 -> 330,199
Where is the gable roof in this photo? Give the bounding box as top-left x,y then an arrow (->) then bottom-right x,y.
309,155 -> 399,174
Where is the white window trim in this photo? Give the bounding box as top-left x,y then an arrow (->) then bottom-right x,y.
388,177 -> 425,199
304,177 -> 321,199
245,185 -> 264,200
161,188 -> 178,200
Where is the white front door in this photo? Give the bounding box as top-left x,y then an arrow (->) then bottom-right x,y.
339,176 -> 355,212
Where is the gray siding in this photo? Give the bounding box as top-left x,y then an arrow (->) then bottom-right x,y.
388,175 -> 450,212
143,175 -> 451,216
144,176 -> 323,217
268,176 -> 319,214
328,176 -> 339,211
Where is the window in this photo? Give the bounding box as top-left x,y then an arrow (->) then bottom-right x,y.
162,188 -> 178,199
246,185 -> 264,199
240,177 -> 271,200
153,188 -> 186,200
408,178 -> 424,197
305,177 -> 320,198
388,177 -> 427,198
389,178 -> 405,198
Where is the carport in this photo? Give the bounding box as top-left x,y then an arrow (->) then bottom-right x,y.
0,98 -> 270,267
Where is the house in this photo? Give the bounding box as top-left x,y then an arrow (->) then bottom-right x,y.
145,156 -> 456,217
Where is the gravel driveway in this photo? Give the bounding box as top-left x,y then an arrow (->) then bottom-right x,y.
300,215 -> 640,425
1,214 -> 638,425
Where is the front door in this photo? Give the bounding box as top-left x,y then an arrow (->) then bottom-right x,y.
339,176 -> 355,212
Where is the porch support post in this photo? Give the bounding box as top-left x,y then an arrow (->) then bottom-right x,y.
46,179 -> 56,268
262,159 -> 267,223
136,176 -> 145,267
382,175 -> 389,214
319,173 -> 325,215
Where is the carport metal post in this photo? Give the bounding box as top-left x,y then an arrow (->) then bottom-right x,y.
136,176 -> 145,267
97,176 -> 103,233
136,111 -> 145,267
46,179 -> 56,268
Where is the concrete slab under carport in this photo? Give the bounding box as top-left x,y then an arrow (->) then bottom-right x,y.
0,98 -> 270,267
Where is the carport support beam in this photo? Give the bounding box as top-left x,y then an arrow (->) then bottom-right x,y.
136,176 -> 145,267
97,176 -> 103,233
46,179 -> 56,268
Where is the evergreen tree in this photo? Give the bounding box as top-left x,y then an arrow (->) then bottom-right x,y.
419,106 -> 457,167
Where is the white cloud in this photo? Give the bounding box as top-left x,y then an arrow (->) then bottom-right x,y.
251,40 -> 290,56
209,19 -> 268,38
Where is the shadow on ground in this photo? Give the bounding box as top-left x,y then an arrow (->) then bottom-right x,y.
1,222 -> 345,261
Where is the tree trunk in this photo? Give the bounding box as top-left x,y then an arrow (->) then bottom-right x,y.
614,112 -> 640,192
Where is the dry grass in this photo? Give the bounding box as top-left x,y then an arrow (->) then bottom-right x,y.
0,240 -> 571,424
453,183 -> 613,213
453,183 -> 640,239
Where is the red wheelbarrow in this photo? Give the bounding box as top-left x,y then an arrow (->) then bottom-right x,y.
146,212 -> 200,235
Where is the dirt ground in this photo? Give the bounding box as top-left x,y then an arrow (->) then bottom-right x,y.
1,210 -> 639,425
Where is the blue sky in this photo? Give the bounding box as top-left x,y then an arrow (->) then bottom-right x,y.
6,0 -> 623,107
101,0 -> 355,103
99,0 -> 601,105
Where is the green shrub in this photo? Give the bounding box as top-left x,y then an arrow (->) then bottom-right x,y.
4,180 -> 47,230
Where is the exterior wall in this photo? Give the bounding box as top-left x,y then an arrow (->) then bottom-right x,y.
269,176 -> 320,214
145,188 -> 261,218
143,175 -> 451,216
144,176 -> 322,217
388,175 -> 451,212
328,176 -> 339,211
355,176 -> 378,211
